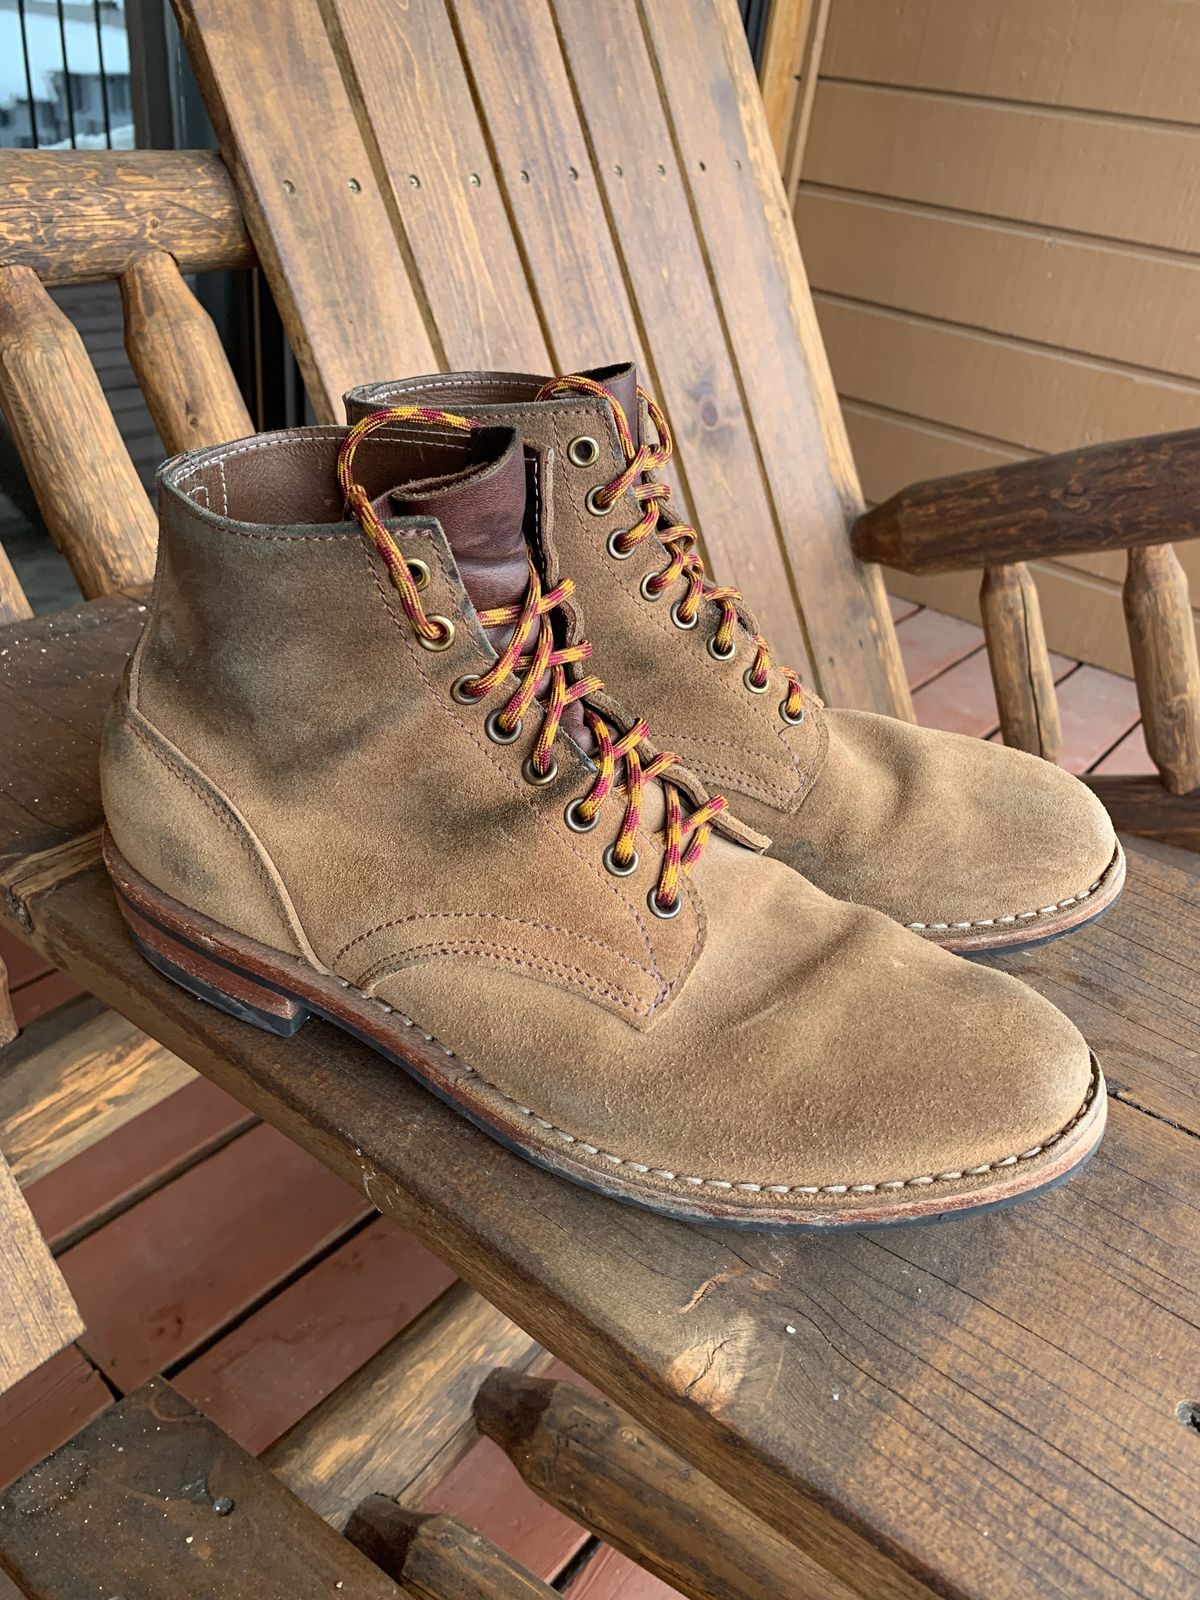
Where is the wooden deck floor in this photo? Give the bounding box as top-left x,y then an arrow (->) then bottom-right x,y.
0,597 -> 1154,1594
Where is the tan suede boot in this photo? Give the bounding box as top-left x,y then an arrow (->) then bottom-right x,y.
101,410 -> 1104,1228
347,370 -> 1123,954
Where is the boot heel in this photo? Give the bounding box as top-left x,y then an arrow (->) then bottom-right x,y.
119,899 -> 311,1038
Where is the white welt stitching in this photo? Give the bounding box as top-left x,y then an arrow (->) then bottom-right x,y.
349,977 -> 1100,1198
906,853 -> 1117,933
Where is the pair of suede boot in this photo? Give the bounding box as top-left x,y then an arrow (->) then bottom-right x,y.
101,366 -> 1119,1229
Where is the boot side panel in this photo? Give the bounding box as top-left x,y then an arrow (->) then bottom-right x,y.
101,688 -> 314,963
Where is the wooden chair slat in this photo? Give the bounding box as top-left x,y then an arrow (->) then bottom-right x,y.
0,955 -> 15,1047
0,995 -> 195,1189
0,548 -> 32,628
979,562 -> 1062,760
476,1370 -> 853,1600
178,0 -> 439,419
346,1501 -> 558,1599
324,0 -> 553,373
639,0 -> 911,717
1124,544 -> 1200,795
0,1152 -> 83,1395
261,1281 -> 549,1527
0,149 -> 254,285
441,0 -> 652,375
551,0 -> 815,679
120,249 -> 254,455
0,266 -> 156,598
0,1379 -> 404,1598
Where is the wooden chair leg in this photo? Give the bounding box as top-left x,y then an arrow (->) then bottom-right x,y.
1124,543 -> 1200,795
979,562 -> 1062,761
0,953 -> 16,1048
346,1500 -> 556,1600
475,1371 -> 853,1600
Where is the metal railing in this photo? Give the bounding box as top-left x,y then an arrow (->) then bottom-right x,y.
2,0 -> 132,149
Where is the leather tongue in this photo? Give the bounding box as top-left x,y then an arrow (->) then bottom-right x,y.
384,436 -> 529,619
581,362 -> 640,442
383,439 -> 595,754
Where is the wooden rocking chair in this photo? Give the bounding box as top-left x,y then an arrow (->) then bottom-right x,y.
1,3 -> 1198,1596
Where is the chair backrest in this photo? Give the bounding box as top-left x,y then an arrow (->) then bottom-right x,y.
0,0 -> 910,721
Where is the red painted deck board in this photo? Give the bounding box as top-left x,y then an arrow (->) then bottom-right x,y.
1055,665 -> 1142,774
175,1215 -> 456,1454
0,927 -> 51,992
567,1545 -> 684,1598
61,1123 -> 370,1390
894,607 -> 984,691
420,1435 -> 591,1583
27,1076 -> 253,1249
1090,721 -> 1157,776
0,1345 -> 111,1492
8,968 -> 83,1029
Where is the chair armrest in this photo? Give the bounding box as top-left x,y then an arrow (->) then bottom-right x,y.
851,428 -> 1200,574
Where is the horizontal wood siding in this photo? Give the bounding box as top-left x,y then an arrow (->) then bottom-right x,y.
793,0 -> 1200,673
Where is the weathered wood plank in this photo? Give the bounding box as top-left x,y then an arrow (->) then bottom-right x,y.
639,0 -> 911,718
1085,774 -> 1200,849
346,1501 -> 559,1599
0,993 -> 194,1188
854,429 -> 1200,574
322,0 -> 550,374
0,1379 -> 404,1598
476,1371 -> 854,1600
174,0 -> 438,418
120,249 -> 253,454
0,267 -> 156,598
0,1153 -> 82,1395
552,0 -> 815,679
262,1281 -> 550,1527
0,149 -> 254,285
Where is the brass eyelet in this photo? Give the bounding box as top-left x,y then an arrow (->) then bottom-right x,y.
564,797 -> 599,833
603,844 -> 639,878
407,557 -> 431,591
707,635 -> 736,663
743,667 -> 770,695
670,601 -> 697,631
485,709 -> 523,743
522,755 -> 558,786
648,888 -> 682,920
586,486 -> 615,517
640,572 -> 664,602
418,616 -> 455,652
451,674 -> 483,704
568,436 -> 600,467
607,528 -> 634,560
780,701 -> 806,726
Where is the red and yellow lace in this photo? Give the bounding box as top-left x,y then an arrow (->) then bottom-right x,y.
536,374 -> 806,722
338,406 -> 728,916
